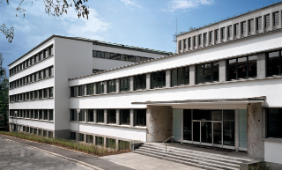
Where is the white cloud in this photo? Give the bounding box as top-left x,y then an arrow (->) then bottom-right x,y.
167,0 -> 213,12
120,0 -> 141,8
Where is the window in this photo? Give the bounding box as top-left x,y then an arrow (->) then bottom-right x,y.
71,132 -> 76,140
107,109 -> 116,124
48,131 -> 53,138
34,110 -> 38,119
49,110 -> 53,121
43,130 -> 47,137
134,109 -> 146,126
70,87 -> 75,97
235,24 -> 239,36
108,80 -> 116,93
49,46 -> 53,56
134,74 -> 146,91
120,109 -> 130,125
151,71 -> 166,89
78,109 -> 85,121
120,77 -> 130,92
97,109 -> 104,123
171,67 -> 189,86
221,27 -> 225,40
119,140 -> 130,150
241,21 -> 246,34
49,67 -> 53,77
38,129 -> 42,136
227,55 -> 257,80
198,34 -> 201,46
30,110 -> 33,119
49,88 -> 53,97
193,36 -> 196,46
39,110 -> 43,119
203,33 -> 207,45
188,37 -> 191,48
87,83 -> 94,95
223,110 -> 235,146
106,138 -> 116,149
183,39 -> 187,49
79,133 -> 84,142
77,85 -> 83,96
265,14 -> 270,28
215,29 -> 219,42
96,136 -> 104,146
178,40 -> 181,51
266,108 -> 282,138
44,110 -> 48,120
88,109 -> 94,122
249,19 -> 254,32
34,129 -> 37,135
96,82 -> 104,94
274,12 -> 279,26
196,62 -> 219,84
44,89 -> 48,98
86,135 -> 93,143
267,51 -> 282,76
70,109 -> 77,121
105,52 -> 111,59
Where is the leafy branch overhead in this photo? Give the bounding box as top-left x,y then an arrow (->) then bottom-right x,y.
1,0 -> 90,43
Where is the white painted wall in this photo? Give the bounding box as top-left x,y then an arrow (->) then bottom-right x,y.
9,99 -> 54,109
70,31 -> 282,85
265,141 -> 282,164
92,58 -> 135,71
70,122 -> 146,141
9,118 -> 54,130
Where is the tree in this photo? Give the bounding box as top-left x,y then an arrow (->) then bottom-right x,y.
0,53 -> 9,128
0,0 -> 90,43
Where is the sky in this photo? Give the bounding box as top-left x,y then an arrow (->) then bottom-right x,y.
0,0 -> 280,76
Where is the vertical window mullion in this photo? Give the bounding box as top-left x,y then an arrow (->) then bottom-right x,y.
236,59 -> 238,80
246,56 -> 249,78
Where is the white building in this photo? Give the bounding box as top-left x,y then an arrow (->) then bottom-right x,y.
8,2 -> 282,168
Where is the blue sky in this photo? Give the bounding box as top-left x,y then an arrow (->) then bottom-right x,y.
0,0 -> 279,75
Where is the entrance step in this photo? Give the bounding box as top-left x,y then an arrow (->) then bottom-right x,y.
134,143 -> 257,170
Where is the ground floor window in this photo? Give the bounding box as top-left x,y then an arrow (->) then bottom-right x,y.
34,129 -> 37,135
106,138 -> 116,149
266,108 -> 282,138
86,135 -> 93,143
43,130 -> 47,137
79,133 -> 84,142
134,109 -> 146,126
96,136 -> 104,146
70,132 -> 76,140
119,140 -> 130,150
48,131 -> 53,138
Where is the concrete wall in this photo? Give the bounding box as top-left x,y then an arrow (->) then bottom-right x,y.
147,106 -> 173,142
247,103 -> 264,160
265,141 -> 282,164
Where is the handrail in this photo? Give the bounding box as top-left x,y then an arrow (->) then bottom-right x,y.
155,136 -> 174,158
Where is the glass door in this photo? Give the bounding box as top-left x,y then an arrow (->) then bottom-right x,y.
201,121 -> 212,145
193,121 -> 200,144
213,122 -> 222,147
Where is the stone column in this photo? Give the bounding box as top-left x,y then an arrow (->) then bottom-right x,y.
165,70 -> 171,88
116,79 -> 120,93
129,76 -> 134,91
115,139 -> 119,150
146,106 -> 173,142
146,73 -> 150,90
257,53 -> 266,78
247,103 -> 264,160
189,65 -> 196,85
219,60 -> 226,82
130,109 -> 134,127
116,109 -> 120,125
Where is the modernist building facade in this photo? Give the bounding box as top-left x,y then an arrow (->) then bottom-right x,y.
8,2 -> 282,166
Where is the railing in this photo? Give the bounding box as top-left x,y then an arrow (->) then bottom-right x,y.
155,136 -> 174,158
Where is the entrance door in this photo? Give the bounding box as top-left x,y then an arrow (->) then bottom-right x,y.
201,121 -> 212,145
213,122 -> 222,147
193,121 -> 200,144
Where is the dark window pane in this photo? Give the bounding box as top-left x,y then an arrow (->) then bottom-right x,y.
151,71 -> 166,89
267,51 -> 280,76
134,74 -> 146,91
196,64 -> 204,84
171,69 -> 177,87
228,59 -> 237,80
108,80 -> 116,93
100,52 -> 105,58
184,67 -> 189,85
237,57 -> 247,79
177,67 -> 184,86
93,50 -> 96,57
105,52 -> 110,59
120,109 -> 130,125
213,62 -> 219,82
183,109 -> 191,141
88,109 -> 94,122
97,109 -> 104,123
134,109 -> 146,126
97,82 -> 104,94
248,55 -> 257,78
108,109 -> 116,124
204,63 -> 212,82
267,109 -> 282,138
96,136 -> 104,146
120,77 -> 130,92
223,110 -> 235,146
121,55 -> 126,61
106,138 -> 116,149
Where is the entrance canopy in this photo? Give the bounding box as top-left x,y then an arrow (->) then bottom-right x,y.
131,96 -> 266,109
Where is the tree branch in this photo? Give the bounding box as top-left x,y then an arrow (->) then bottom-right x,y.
0,24 -> 14,43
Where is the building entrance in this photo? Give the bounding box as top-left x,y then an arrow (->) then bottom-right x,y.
183,109 -> 236,149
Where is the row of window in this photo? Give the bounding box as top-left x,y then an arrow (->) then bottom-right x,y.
70,132 -> 130,150
70,109 -> 146,127
9,109 -> 54,121
179,12 -> 280,51
9,45 -> 53,76
9,66 -> 54,89
10,87 -> 53,102
93,50 -> 153,63
11,125 -> 54,138
71,50 -> 282,96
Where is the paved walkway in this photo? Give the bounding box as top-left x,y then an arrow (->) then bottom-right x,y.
0,135 -> 133,170
101,152 -> 203,170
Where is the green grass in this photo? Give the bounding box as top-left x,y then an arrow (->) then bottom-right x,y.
249,162 -> 270,170
0,131 -> 130,156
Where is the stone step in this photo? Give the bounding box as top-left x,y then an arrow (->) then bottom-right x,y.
144,143 -> 254,162
140,145 -> 244,164
135,149 -> 236,170
137,147 -> 240,170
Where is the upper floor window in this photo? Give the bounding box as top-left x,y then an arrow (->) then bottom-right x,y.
108,80 -> 116,93
188,38 -> 191,48
265,14 -> 270,28
196,62 -> 219,84
70,109 -> 77,121
93,50 -> 152,62
249,19 -> 254,32
221,27 -> 225,40
198,34 -> 202,46
274,12 -> 279,26
97,109 -> 104,123
266,108 -> 282,138
183,39 -> 187,49
209,31 -> 213,44
107,109 -> 116,124
267,51 -> 282,76
215,29 -> 219,41
235,24 -> 239,36
203,33 -> 207,45
87,83 -> 94,95
193,36 -> 196,47
227,26 -> 232,38
227,55 -> 257,81
241,21 -> 246,34
134,109 -> 146,126
120,77 -> 130,92
256,17 -> 262,30
120,109 -> 130,125
88,109 -> 94,122
151,71 -> 166,89
171,66 -> 189,87
96,82 -> 104,94
178,41 -> 182,51
134,74 -> 146,91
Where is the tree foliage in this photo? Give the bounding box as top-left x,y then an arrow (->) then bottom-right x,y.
0,0 -> 90,43
0,53 -> 9,127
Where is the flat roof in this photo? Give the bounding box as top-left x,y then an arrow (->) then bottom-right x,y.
8,35 -> 173,66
